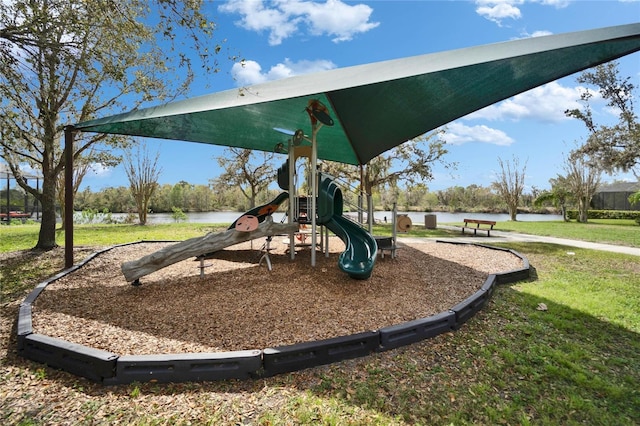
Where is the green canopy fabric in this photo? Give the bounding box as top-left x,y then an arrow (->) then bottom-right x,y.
75,23 -> 640,166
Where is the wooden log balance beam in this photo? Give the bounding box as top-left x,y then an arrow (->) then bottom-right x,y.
121,217 -> 298,282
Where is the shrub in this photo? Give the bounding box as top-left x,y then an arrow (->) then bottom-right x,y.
566,209 -> 640,222
171,206 -> 188,222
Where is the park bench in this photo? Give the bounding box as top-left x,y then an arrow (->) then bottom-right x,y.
375,236 -> 398,259
461,218 -> 496,237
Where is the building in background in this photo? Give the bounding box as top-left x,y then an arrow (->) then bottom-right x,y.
592,182 -> 640,211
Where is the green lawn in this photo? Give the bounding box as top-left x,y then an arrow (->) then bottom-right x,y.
492,219 -> 639,247
2,217 -> 638,252
0,222 -> 229,252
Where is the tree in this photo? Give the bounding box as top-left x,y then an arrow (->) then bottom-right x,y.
123,143 -> 162,225
0,0 -> 221,250
170,181 -> 191,211
565,61 -> 640,179
534,176 -> 572,221
492,156 -> 527,221
402,183 -> 429,210
55,148 -> 99,229
323,131 -> 452,215
213,148 -> 276,210
563,151 -> 601,223
436,186 -> 465,212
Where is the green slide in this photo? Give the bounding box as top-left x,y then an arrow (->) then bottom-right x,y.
317,173 -> 377,279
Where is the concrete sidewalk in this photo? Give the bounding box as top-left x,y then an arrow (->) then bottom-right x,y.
397,225 -> 640,257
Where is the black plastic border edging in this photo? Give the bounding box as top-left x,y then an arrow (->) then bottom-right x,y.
16,240 -> 530,384
378,310 -> 456,351
261,331 -> 380,377
22,334 -> 118,382
104,350 -> 263,384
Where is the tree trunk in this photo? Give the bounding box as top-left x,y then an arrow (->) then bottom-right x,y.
138,198 -> 148,225
578,198 -> 589,223
249,190 -> 256,210
35,177 -> 59,250
141,203 -> 148,225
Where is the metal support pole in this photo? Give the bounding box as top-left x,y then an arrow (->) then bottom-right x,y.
359,164 -> 364,224
64,126 -> 74,268
310,124 -> 318,267
324,223 -> 329,258
36,178 -> 40,220
288,141 -> 296,260
5,172 -> 9,222
367,193 -> 373,232
392,202 -> 397,249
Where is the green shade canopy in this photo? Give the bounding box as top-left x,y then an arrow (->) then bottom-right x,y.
75,23 -> 640,166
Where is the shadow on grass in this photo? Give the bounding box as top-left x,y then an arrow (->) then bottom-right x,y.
295,285 -> 640,424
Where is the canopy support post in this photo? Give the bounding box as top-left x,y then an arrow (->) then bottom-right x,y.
310,123 -> 319,267
288,139 -> 295,260
4,171 -> 8,222
368,194 -> 373,232
64,126 -> 75,268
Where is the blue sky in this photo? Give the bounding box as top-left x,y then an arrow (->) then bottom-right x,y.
81,0 -> 640,193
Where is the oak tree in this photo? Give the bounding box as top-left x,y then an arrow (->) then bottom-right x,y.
322,131 -> 452,219
0,0 -> 221,249
565,61 -> 640,179
213,148 -> 277,210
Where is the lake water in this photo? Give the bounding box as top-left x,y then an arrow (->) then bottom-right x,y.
139,210 -> 563,225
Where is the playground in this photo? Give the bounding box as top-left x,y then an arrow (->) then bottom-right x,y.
29,237 -> 524,355
15,23 -> 640,383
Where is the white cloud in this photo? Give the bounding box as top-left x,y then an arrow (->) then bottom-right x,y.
527,30 -> 553,38
87,163 -> 113,179
219,0 -> 299,46
475,0 -> 523,25
536,0 -> 571,7
475,0 -> 569,26
219,0 -> 379,45
466,82 -> 591,122
445,122 -> 514,146
232,58 -> 337,86
280,0 -> 380,43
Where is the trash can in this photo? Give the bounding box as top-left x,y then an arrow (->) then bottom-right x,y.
424,214 -> 437,229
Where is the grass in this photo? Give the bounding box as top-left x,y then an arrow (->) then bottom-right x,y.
2,217 -> 637,253
0,222 -> 229,252
490,218 -> 640,247
0,222 -> 454,253
1,219 -> 640,424
297,243 -> 640,424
